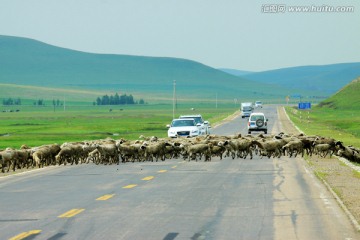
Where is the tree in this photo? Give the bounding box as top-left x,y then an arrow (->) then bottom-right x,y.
15,98 -> 21,105
94,93 -> 143,105
101,95 -> 110,105
96,97 -> 101,105
127,94 -> 134,104
114,93 -> 120,105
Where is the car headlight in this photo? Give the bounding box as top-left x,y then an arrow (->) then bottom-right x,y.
191,129 -> 199,133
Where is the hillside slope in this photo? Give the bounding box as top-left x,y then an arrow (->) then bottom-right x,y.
0,35 -> 292,101
318,77 -> 360,110
242,63 -> 360,94
218,68 -> 254,76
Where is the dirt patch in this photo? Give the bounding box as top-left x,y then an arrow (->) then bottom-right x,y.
278,106 -> 360,229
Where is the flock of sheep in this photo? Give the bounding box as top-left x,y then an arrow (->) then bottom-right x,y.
1,132 -> 360,173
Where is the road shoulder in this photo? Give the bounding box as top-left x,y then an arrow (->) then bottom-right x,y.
279,106 -> 360,231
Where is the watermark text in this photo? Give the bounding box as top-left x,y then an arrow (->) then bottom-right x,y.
261,4 -> 355,13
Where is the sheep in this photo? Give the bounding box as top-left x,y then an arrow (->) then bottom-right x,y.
209,141 -> 227,160
313,143 -> 335,158
116,141 -> 142,163
253,139 -> 282,158
181,143 -> 212,161
140,141 -> 172,162
85,149 -> 99,164
0,149 -> 17,172
32,147 -> 52,168
2,132 -> 360,173
233,139 -> 256,159
34,144 -> 61,166
354,152 -> 360,163
95,143 -> 119,165
298,136 -> 316,156
139,135 -> 159,142
335,142 -> 358,162
282,140 -> 304,157
55,147 -> 77,166
15,149 -> 32,169
222,140 -> 237,159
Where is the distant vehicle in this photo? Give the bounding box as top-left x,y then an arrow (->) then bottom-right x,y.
167,118 -> 200,138
179,114 -> 210,135
255,101 -> 263,108
247,112 -> 268,134
241,102 -> 253,118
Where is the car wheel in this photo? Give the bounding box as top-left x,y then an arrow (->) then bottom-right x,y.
248,131 -> 251,134
256,119 -> 264,127
264,131 -> 267,134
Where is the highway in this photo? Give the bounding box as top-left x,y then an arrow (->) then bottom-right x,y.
1,105 -> 359,240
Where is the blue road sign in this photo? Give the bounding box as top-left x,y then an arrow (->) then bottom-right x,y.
298,102 -> 311,109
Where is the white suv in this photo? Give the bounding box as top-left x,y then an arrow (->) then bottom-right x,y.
179,114 -> 210,135
167,118 -> 200,138
247,113 -> 268,134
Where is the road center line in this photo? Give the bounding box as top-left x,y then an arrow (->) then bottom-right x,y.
158,170 -> 167,173
142,176 -> 154,181
9,230 -> 42,240
58,208 -> 85,218
123,184 -> 137,189
96,194 -> 115,201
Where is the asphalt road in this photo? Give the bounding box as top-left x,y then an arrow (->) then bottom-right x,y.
1,105 -> 359,240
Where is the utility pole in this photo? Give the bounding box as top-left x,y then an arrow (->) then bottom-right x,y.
173,80 -> 176,119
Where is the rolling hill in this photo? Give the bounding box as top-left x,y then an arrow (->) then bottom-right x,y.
318,77 -> 360,110
0,35 -> 295,103
231,63 -> 360,95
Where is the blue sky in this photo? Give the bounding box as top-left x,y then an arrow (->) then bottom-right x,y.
0,0 -> 359,71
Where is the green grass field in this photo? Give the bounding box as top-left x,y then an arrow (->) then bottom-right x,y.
285,78 -> 360,148
286,107 -> 360,147
0,103 -> 237,149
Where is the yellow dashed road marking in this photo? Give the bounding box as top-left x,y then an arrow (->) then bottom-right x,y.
58,208 -> 85,218
171,165 -> 177,169
158,170 -> 167,173
9,230 -> 41,240
96,194 -> 115,201
123,184 -> 137,189
142,176 -> 154,181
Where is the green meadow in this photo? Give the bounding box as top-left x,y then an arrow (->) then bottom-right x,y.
285,78 -> 360,148
0,102 -> 238,149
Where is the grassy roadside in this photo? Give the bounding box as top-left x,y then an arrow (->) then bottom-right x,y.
285,106 -> 360,148
282,106 -> 360,229
285,77 -> 360,148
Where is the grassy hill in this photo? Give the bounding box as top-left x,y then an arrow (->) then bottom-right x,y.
317,77 -> 360,110
286,77 -> 360,147
0,35 -> 296,103
237,63 -> 360,95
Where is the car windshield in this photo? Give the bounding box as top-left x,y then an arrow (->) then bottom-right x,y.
181,116 -> 203,124
250,115 -> 264,121
171,119 -> 195,127
255,101 -> 262,104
